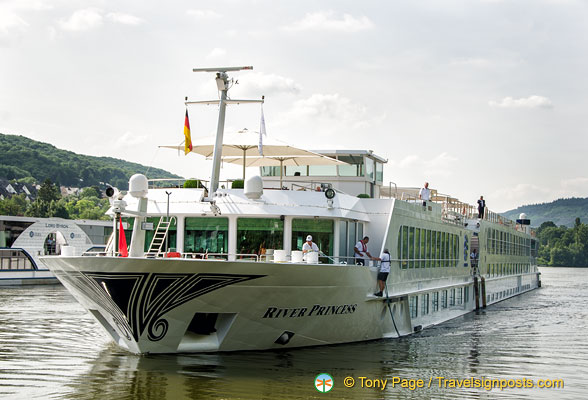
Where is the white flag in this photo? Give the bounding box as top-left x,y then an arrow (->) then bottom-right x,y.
259,105 -> 267,156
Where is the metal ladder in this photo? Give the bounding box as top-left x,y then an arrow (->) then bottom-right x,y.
146,217 -> 175,257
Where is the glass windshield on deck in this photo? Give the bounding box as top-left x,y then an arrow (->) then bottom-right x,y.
237,218 -> 284,256
185,217 -> 228,254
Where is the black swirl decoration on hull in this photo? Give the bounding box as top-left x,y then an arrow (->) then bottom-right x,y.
60,271 -> 264,343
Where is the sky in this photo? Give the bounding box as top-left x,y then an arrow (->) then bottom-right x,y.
1,0 -> 588,212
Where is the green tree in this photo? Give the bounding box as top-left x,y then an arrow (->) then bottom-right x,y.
80,186 -> 101,198
38,178 -> 61,202
0,193 -> 29,216
25,198 -> 49,217
183,179 -> 202,188
48,199 -> 70,219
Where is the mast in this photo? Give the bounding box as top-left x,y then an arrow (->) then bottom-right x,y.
209,71 -> 229,197
189,66 -> 262,201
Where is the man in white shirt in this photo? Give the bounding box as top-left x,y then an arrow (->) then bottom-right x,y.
419,182 -> 431,206
302,235 -> 319,254
374,248 -> 391,297
354,236 -> 375,266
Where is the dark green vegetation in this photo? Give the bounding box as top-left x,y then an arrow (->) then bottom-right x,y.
503,197 -> 588,228
536,218 -> 588,267
0,179 -> 110,220
183,179 -> 203,188
0,133 -> 181,189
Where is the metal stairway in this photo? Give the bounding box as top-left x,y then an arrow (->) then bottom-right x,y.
146,218 -> 174,257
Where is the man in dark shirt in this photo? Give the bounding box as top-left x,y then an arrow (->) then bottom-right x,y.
477,196 -> 486,219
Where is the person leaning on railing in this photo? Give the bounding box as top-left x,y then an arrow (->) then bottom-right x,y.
354,236 -> 376,266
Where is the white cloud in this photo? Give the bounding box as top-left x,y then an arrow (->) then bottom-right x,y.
187,9 -> 221,19
114,131 -> 148,149
235,72 -> 301,96
559,177 -> 588,197
289,93 -> 367,122
450,57 -> 492,67
206,47 -> 226,59
397,153 -> 459,178
492,183 -> 552,207
272,93 -> 385,144
106,12 -> 144,26
59,9 -> 144,31
59,9 -> 104,31
489,95 -> 553,109
283,11 -> 374,33
0,7 -> 29,43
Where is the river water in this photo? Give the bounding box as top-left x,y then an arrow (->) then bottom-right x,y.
0,267 -> 586,399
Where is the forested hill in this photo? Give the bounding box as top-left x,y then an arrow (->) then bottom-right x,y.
0,133 -> 181,189
503,197 -> 588,228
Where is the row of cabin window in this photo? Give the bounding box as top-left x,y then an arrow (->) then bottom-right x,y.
486,228 -> 531,256
409,287 -> 469,318
486,263 -> 531,277
398,226 -> 461,269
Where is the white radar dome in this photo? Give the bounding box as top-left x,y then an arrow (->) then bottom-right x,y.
244,175 -> 263,199
129,174 -> 149,198
519,213 -> 527,220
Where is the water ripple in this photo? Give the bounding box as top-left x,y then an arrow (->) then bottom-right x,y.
0,268 -> 587,399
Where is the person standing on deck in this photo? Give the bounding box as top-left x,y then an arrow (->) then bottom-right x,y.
419,182 -> 431,206
477,196 -> 486,219
302,235 -> 319,254
374,249 -> 390,297
354,236 -> 375,265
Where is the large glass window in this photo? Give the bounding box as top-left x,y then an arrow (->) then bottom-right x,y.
292,219 -> 334,261
409,296 -> 418,318
441,290 -> 448,308
184,217 -> 228,254
416,228 -> 421,268
261,166 -> 281,177
365,158 -> 375,182
285,166 -> 307,176
421,293 -> 429,315
408,227 -> 415,268
338,155 -> 364,177
237,218 -> 283,256
309,165 -> 337,176
376,162 -> 383,184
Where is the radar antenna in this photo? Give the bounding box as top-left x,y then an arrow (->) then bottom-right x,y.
189,66 -> 263,200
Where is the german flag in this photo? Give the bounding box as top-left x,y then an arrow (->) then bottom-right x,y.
184,109 -> 192,155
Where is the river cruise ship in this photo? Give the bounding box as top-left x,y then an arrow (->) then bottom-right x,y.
41,67 -> 541,354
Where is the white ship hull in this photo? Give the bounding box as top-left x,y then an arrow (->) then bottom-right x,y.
43,255 -> 540,354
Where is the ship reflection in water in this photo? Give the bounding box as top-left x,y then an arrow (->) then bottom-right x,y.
0,267 -> 586,399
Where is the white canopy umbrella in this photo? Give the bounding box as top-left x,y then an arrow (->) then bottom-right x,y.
220,153 -> 346,188
160,128 -> 343,183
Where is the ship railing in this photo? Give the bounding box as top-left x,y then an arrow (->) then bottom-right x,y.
396,257 -> 462,269
77,251 -> 386,266
147,178 -> 242,190
180,252 -> 259,261
258,179 -> 340,193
